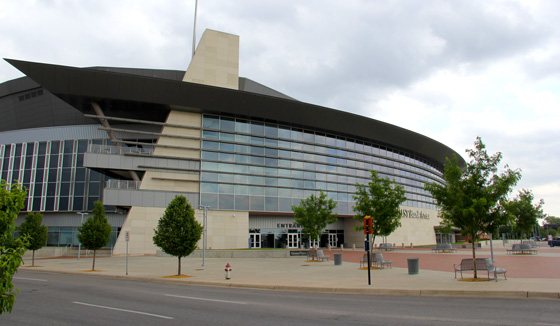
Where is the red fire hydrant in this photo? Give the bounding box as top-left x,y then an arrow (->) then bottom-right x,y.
225,263 -> 232,280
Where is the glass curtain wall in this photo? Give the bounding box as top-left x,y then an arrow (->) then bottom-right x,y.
200,115 -> 444,215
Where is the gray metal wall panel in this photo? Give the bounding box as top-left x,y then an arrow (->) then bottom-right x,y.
104,188 -> 198,208
16,212 -> 126,227
0,124 -> 160,145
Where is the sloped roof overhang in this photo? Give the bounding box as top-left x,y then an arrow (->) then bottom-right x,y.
5,58 -> 465,168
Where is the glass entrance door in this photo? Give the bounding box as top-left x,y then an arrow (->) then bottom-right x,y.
328,233 -> 338,247
288,234 -> 299,248
250,233 -> 261,248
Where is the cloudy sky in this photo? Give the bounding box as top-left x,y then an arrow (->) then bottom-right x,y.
1,0 -> 559,218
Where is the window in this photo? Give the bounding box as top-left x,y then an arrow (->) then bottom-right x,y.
202,130 -> 219,139
265,124 -> 278,137
251,122 -> 265,136
221,117 -> 235,131
203,116 -> 219,129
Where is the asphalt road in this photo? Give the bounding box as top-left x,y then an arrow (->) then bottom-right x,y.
2,269 -> 559,326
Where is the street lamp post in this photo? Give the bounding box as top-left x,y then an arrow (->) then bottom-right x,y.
198,205 -> 209,267
76,212 -> 88,259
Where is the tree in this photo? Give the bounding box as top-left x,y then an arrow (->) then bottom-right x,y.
544,216 -> 560,224
352,171 -> 407,250
425,137 -> 521,278
1,181 -> 28,315
77,201 -> 112,271
503,189 -> 543,239
153,195 -> 202,275
292,190 -> 338,247
19,212 -> 48,267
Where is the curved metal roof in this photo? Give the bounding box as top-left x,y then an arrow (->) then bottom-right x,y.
5,58 -> 465,167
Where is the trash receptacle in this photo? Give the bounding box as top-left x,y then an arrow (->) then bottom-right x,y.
334,253 -> 342,266
407,257 -> 419,274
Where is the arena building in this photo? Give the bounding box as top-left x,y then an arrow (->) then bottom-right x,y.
1,30 -> 464,255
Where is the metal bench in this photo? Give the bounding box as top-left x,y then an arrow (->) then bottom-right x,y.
378,243 -> 396,251
432,243 -> 457,253
359,253 -> 369,268
453,258 -> 490,279
484,259 -> 507,282
374,253 -> 392,269
316,249 -> 330,262
508,243 -> 538,255
519,243 -> 538,255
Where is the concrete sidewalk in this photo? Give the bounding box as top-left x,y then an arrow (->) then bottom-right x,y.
19,247 -> 560,300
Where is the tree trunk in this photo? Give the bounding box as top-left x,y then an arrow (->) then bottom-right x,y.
92,249 -> 97,271
178,256 -> 181,275
32,250 -> 35,267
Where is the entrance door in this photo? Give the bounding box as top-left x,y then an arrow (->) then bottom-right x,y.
250,234 -> 261,248
328,233 -> 338,247
287,234 -> 299,248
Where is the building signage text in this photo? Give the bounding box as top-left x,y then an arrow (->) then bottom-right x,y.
401,209 -> 430,219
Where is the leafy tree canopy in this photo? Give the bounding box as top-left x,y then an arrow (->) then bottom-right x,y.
292,190 -> 338,244
503,189 -> 543,238
544,215 -> 560,225
1,181 -> 28,314
425,137 -> 521,277
153,195 -> 203,275
352,171 -> 407,247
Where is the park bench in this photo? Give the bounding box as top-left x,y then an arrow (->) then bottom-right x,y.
306,248 -> 317,261
507,243 -> 538,255
359,253 -> 369,268
432,243 -> 457,253
316,249 -> 330,262
378,243 -> 396,251
519,243 -> 538,254
359,253 -> 392,269
485,259 -> 507,282
507,244 -> 522,255
453,258 -> 490,279
374,253 -> 392,269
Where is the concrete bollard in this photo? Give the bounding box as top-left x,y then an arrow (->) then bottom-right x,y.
402,243 -> 405,248
352,244 -> 356,251
410,243 -> 413,248
340,244 -> 344,250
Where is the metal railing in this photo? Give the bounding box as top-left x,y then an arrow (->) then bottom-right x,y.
88,144 -> 154,156
105,179 -> 141,190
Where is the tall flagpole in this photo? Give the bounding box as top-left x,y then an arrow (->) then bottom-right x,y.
192,0 -> 198,58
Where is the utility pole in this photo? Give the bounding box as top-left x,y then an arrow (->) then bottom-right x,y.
199,205 -> 209,266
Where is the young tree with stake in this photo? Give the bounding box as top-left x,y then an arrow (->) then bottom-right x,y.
353,171 -> 407,251
153,195 -> 203,276
78,201 -> 112,271
292,190 -> 338,248
425,137 -> 521,278
19,212 -> 48,267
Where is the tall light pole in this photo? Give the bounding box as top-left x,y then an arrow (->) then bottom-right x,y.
76,212 -> 88,259
198,205 -> 209,267
192,0 -> 198,58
